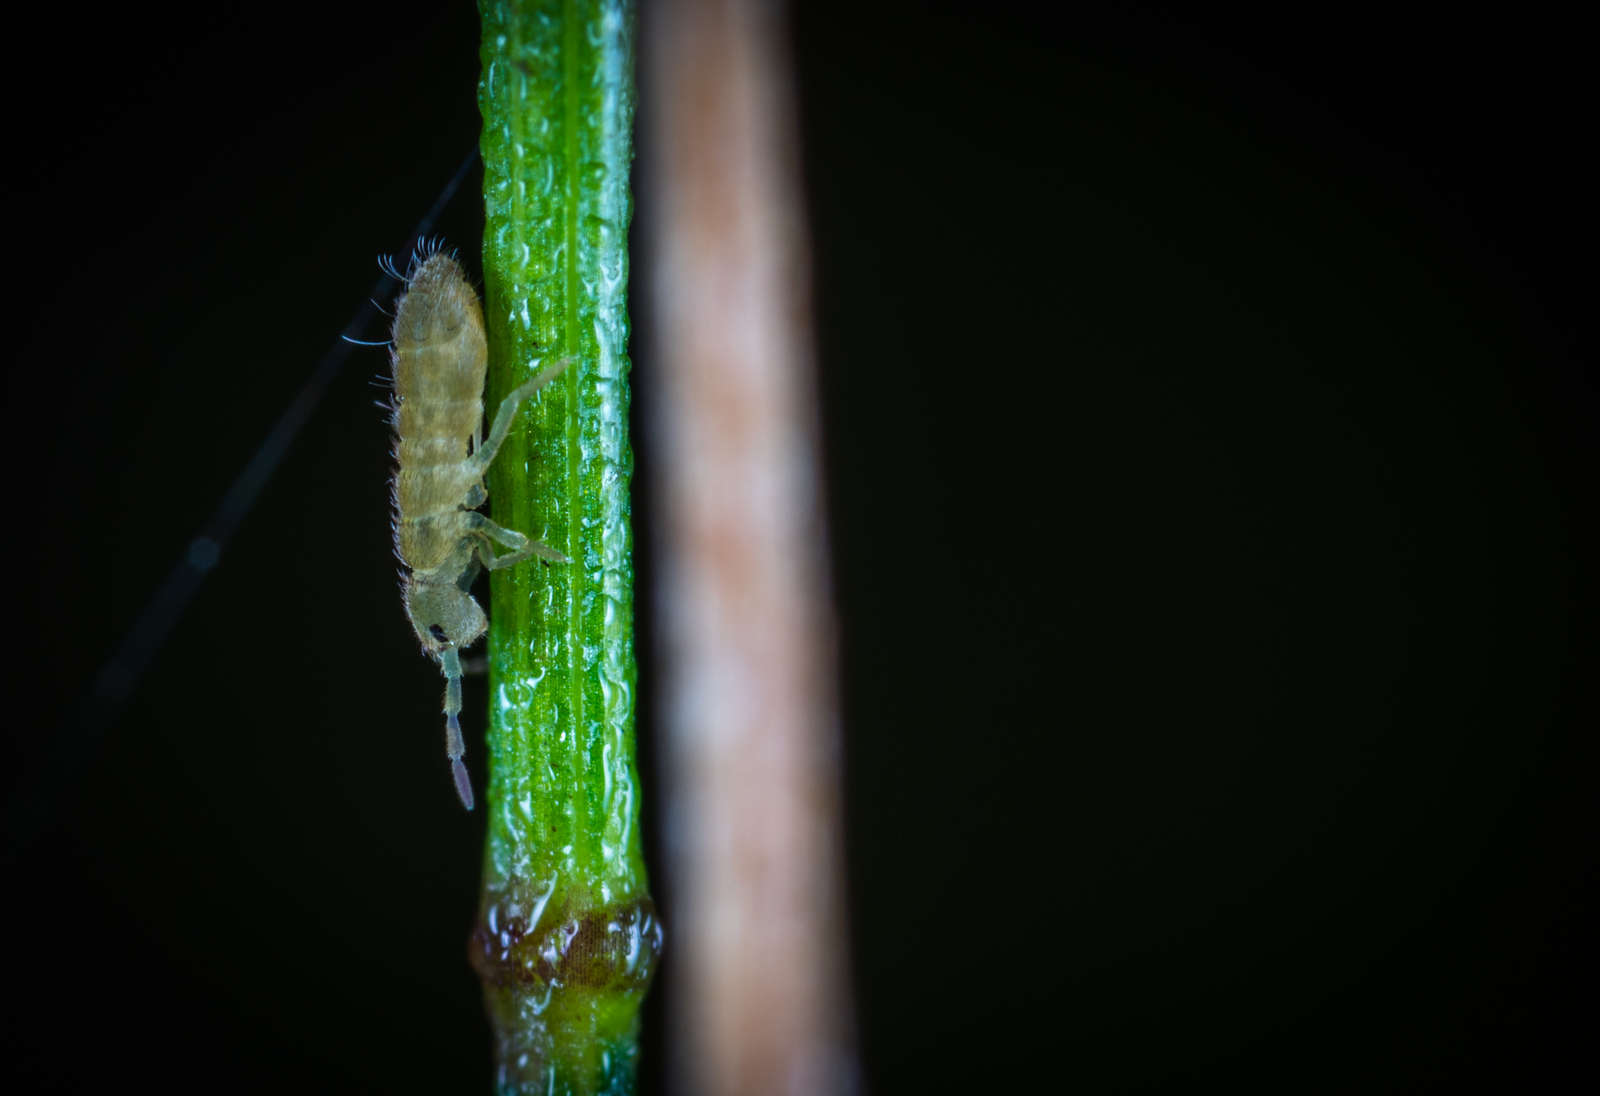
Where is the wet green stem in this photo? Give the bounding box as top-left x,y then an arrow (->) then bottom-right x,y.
472,3 -> 657,1093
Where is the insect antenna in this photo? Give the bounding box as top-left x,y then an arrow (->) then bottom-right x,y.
438,648 -> 474,809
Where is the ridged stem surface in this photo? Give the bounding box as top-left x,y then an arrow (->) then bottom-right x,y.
473,3 -> 656,1094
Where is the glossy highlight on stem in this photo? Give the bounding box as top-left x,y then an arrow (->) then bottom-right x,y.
475,2 -> 653,1093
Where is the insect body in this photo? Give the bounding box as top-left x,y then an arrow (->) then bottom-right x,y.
389,251 -> 569,809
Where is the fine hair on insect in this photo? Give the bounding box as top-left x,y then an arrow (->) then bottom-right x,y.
386,244 -> 569,809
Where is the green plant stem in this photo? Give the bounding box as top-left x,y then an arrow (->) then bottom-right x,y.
470,3 -> 656,1093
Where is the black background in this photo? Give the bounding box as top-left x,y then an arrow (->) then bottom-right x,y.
3,2 -> 1588,1091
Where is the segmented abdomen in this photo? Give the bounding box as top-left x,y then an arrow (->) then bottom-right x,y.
391,255 -> 489,574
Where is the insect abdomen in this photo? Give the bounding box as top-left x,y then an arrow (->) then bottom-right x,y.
391,255 -> 489,574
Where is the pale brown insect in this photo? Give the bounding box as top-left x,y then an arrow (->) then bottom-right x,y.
388,250 -> 568,809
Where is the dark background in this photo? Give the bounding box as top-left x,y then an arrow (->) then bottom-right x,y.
3,1 -> 1588,1091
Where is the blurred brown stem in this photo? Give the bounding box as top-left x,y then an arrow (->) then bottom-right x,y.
641,0 -> 856,1093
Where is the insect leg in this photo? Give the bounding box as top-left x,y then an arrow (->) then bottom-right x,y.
475,539 -> 539,571
475,357 -> 573,471
455,553 -> 484,592
468,513 -> 571,566
438,647 -> 474,810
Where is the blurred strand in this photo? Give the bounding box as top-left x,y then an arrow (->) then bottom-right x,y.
3,148 -> 479,862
